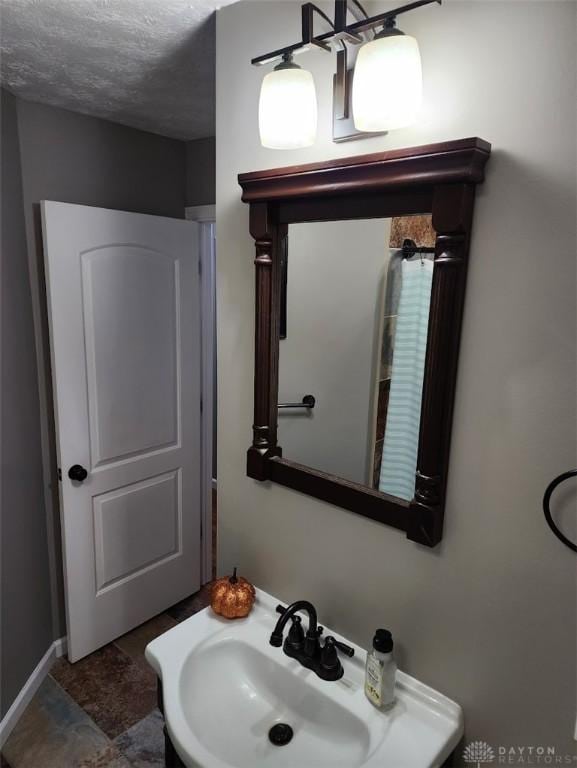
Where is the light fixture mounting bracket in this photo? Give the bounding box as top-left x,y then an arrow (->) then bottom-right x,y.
251,0 -> 441,143
251,0 -> 440,67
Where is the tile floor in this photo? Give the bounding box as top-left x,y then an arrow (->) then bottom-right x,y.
2,491 -> 218,768
1,584 -> 213,768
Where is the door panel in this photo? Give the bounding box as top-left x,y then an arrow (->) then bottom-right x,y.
42,202 -> 201,661
93,469 -> 181,593
82,245 -> 179,465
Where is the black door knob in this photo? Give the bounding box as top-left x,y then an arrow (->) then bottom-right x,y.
68,464 -> 88,482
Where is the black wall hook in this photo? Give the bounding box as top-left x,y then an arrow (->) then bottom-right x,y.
542,470 -> 577,553
401,238 -> 436,259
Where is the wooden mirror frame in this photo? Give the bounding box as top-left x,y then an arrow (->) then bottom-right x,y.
238,137 -> 491,547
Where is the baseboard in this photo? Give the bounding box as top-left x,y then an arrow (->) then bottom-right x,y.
53,636 -> 68,658
0,635 -> 67,747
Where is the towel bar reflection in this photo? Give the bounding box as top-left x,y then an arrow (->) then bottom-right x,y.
278,395 -> 316,410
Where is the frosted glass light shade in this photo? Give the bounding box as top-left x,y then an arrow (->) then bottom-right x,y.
352,34 -> 422,132
259,66 -> 317,149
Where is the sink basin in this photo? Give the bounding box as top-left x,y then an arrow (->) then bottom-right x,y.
145,589 -> 463,768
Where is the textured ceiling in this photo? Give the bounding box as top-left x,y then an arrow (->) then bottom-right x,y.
0,0 -> 237,140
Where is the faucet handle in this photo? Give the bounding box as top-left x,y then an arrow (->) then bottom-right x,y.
270,631 -> 283,647
333,638 -> 355,658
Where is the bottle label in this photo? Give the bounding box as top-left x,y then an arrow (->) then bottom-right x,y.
365,655 -> 383,707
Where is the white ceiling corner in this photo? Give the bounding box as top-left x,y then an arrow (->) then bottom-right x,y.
0,0 -> 238,140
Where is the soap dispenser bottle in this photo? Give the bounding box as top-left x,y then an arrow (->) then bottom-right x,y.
364,629 -> 396,710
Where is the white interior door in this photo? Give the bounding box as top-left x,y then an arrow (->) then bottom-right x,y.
42,201 -> 201,662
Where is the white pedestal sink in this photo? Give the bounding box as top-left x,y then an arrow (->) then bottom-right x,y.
146,588 -> 463,768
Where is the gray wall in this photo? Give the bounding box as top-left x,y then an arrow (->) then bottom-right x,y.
216,0 -> 577,756
279,219 -> 389,485
18,98 -> 186,218
0,89 -> 53,718
185,136 -> 215,206
16,98 -> 188,641
1,95 -> 188,717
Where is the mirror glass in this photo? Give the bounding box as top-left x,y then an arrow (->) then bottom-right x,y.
277,215 -> 435,502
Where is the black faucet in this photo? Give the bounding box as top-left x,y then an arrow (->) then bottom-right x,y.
270,602 -> 354,681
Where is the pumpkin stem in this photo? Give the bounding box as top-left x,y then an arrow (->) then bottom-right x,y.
230,567 -> 238,584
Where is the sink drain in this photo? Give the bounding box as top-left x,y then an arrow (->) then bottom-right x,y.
268,723 -> 294,747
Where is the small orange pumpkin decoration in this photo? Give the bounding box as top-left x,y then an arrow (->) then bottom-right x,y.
211,568 -> 256,619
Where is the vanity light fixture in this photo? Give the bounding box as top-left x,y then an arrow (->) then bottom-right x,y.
252,0 -> 440,146
259,54 -> 317,149
352,18 -> 422,132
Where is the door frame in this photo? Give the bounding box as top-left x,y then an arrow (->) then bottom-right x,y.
185,204 -> 216,584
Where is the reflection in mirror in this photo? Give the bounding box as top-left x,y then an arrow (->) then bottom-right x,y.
277,215 -> 436,502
